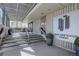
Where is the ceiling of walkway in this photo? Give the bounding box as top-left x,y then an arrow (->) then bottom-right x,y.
3,3 -> 36,21
25,3 -> 71,21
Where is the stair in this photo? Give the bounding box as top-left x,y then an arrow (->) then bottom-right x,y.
1,33 -> 28,48
3,39 -> 27,44
28,34 -> 45,43
0,32 -> 45,53
1,40 -> 27,48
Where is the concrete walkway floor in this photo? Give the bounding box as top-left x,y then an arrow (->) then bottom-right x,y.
0,42 -> 75,56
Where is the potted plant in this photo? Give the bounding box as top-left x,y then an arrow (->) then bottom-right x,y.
74,37 -> 79,56
8,28 -> 12,35
46,33 -> 54,46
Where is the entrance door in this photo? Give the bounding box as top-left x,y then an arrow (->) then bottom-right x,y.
40,16 -> 46,35
28,22 -> 33,32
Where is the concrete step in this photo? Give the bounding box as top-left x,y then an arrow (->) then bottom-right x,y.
1,33 -> 45,48
29,35 -> 42,38
1,40 -> 27,48
28,39 -> 44,44
3,39 -> 27,44
29,38 -> 44,41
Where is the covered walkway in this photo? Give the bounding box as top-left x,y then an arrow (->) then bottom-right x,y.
0,3 -> 78,56
0,32 -> 74,56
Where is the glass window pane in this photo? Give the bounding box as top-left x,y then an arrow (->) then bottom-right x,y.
10,21 -> 17,28
58,18 -> 64,31
63,15 -> 70,29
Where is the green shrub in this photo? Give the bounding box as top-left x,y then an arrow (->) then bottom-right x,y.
74,37 -> 79,47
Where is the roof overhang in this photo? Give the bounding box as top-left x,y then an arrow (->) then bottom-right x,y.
24,3 -> 71,21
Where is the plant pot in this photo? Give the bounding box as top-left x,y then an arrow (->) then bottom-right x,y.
46,38 -> 53,46
75,47 -> 79,56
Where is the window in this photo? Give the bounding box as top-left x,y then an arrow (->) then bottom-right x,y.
63,15 -> 70,29
58,15 -> 70,31
28,22 -> 33,32
10,21 -> 17,28
58,18 -> 64,31
17,21 -> 22,28
0,8 -> 3,24
22,22 -> 28,28
0,6 -> 10,26
41,16 -> 46,34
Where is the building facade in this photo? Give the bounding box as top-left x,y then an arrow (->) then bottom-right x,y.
23,3 -> 79,52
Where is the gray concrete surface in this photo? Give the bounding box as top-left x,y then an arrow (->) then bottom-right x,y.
0,42 -> 75,56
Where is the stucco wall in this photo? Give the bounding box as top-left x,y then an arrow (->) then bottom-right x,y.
52,4 -> 79,52
32,13 -> 53,34
33,19 -> 41,34
46,13 -> 53,33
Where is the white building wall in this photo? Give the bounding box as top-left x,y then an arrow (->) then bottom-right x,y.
52,4 -> 79,52
33,19 -> 41,34
46,13 -> 53,33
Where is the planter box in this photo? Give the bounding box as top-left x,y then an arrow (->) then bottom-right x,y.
75,47 -> 79,56
46,38 -> 53,46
